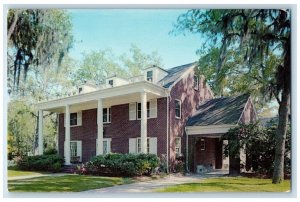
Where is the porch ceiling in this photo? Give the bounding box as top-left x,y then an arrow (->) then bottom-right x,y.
36,81 -> 167,113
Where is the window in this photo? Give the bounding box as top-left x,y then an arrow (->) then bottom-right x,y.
70,142 -> 77,158
69,141 -> 82,163
70,113 -> 78,126
103,139 -> 112,154
65,111 -> 82,127
175,137 -> 181,157
108,79 -> 114,87
96,138 -> 111,155
175,99 -> 181,119
103,107 -> 111,123
194,76 -> 199,90
78,87 -> 83,94
137,138 -> 150,154
146,70 -> 153,82
200,138 -> 205,150
137,102 -> 150,119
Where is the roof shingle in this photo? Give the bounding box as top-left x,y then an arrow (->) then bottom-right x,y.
158,62 -> 196,88
186,94 -> 250,126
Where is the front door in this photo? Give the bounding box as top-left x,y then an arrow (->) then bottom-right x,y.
70,141 -> 82,163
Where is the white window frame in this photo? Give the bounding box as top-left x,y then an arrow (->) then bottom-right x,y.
200,138 -> 205,151
146,70 -> 153,82
194,75 -> 199,90
137,102 -> 150,120
137,138 -> 150,154
69,140 -> 82,162
96,138 -> 112,155
108,79 -> 114,87
103,138 -> 112,154
175,99 -> 182,119
103,107 -> 111,123
65,111 -> 82,127
175,137 -> 181,157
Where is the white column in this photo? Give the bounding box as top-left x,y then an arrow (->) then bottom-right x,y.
97,99 -> 103,155
65,105 -> 71,165
38,110 -> 43,155
140,92 -> 147,153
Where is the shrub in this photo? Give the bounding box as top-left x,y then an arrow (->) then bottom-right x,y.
17,154 -> 64,172
85,153 -> 159,177
222,121 -> 291,177
44,148 -> 58,155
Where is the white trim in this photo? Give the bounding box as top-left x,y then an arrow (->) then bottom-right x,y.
175,99 -> 182,119
36,81 -> 166,111
175,137 -> 181,156
168,65 -> 195,90
186,124 -> 237,135
103,107 -> 111,124
237,97 -> 250,124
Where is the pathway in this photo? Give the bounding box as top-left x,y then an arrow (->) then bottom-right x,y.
84,170 -> 228,193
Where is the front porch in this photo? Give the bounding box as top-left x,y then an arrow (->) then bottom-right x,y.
186,135 -> 229,173
185,125 -> 233,173
36,81 -> 167,165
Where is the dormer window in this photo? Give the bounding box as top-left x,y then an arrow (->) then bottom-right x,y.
108,79 -> 114,87
146,71 -> 153,82
78,87 -> 83,94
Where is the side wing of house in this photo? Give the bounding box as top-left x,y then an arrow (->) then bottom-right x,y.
168,66 -> 214,163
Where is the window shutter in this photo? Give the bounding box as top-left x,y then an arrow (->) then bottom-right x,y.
107,139 -> 111,153
77,141 -> 82,162
129,138 -> 137,153
77,111 -> 82,126
150,99 -> 157,118
129,103 -> 136,120
149,137 -> 157,155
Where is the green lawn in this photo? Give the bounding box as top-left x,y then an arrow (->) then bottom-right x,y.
156,177 -> 290,192
8,175 -> 134,192
8,169 -> 49,178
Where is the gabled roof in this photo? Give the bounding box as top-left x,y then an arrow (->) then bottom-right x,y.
158,62 -> 196,88
186,94 -> 250,126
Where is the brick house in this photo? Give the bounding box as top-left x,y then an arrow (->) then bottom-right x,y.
36,62 -> 257,172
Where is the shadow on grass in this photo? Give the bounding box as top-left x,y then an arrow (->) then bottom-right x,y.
8,175 -> 133,192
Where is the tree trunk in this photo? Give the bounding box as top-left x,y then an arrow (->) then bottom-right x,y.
272,89 -> 290,183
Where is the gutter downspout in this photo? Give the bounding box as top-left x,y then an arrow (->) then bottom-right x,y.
165,89 -> 170,173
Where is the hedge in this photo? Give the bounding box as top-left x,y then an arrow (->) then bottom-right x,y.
83,153 -> 159,176
16,154 -> 64,172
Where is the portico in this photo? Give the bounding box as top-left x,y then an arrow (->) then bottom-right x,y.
36,81 -> 166,165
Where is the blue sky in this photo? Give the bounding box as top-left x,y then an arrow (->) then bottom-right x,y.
68,9 -> 204,69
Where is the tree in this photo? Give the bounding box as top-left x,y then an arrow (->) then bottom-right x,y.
120,44 -> 163,77
174,9 -> 290,183
223,122 -> 291,177
73,45 -> 164,85
7,9 -> 73,92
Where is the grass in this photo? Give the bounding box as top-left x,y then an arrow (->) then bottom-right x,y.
156,177 -> 291,192
8,174 -> 134,192
8,169 -> 49,178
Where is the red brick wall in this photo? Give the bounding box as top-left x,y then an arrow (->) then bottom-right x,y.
58,98 -> 168,163
194,138 -> 222,171
169,70 -> 214,162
